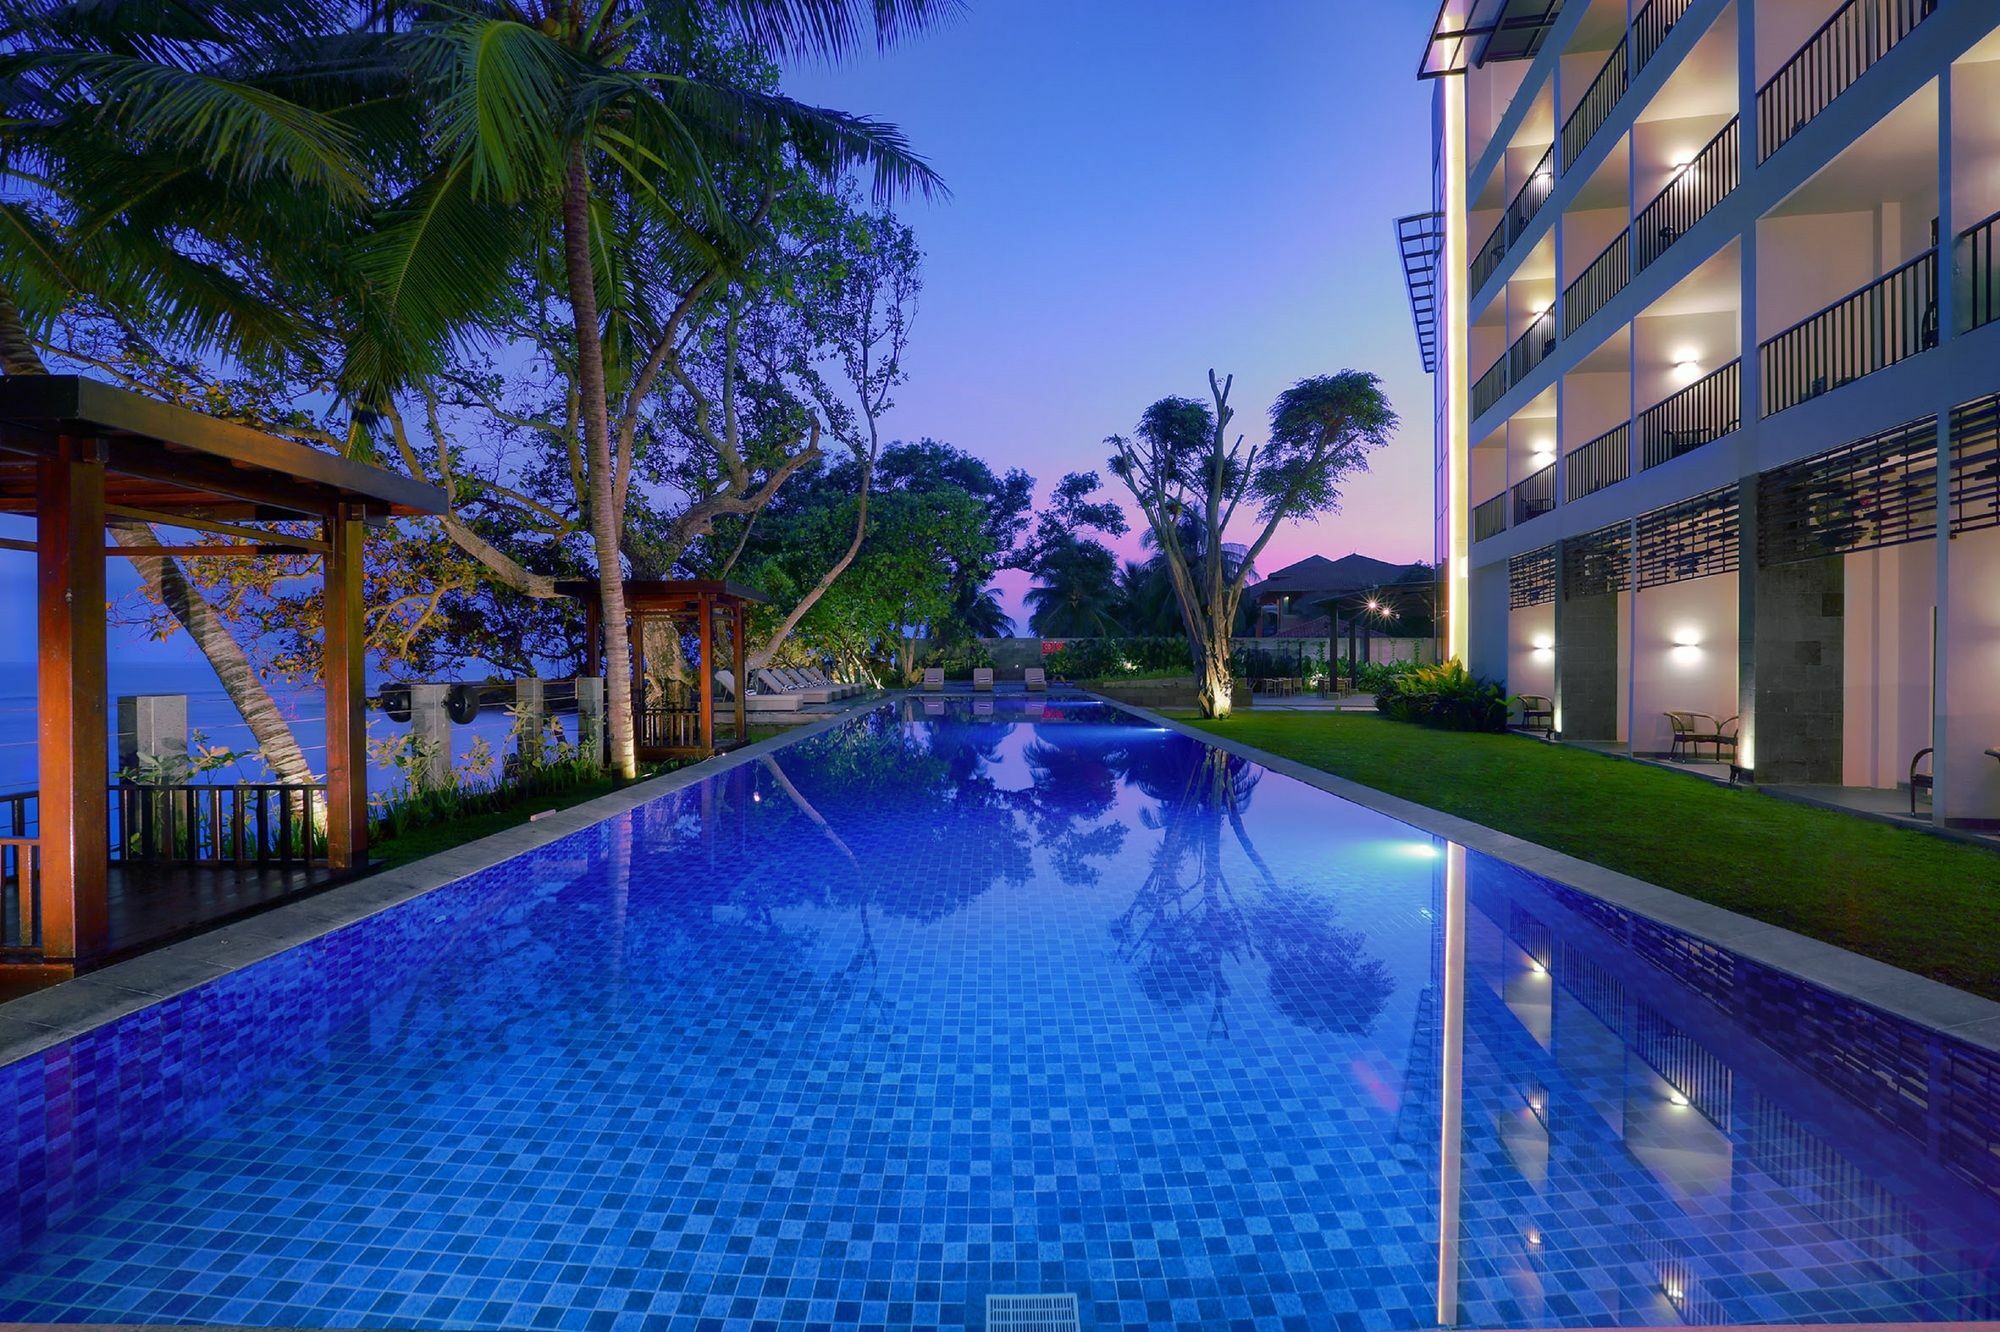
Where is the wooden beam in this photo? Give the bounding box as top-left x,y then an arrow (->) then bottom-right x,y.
103,503 -> 329,552
698,593 -> 714,756
732,600 -> 746,745
323,504 -> 368,869
0,536 -> 34,553
37,437 -> 111,963
105,544 -> 284,558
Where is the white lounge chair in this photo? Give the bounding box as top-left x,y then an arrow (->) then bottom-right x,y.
1024,667 -> 1047,692
774,668 -> 843,701
921,667 -> 944,692
799,666 -> 861,699
757,668 -> 837,704
973,667 -> 994,692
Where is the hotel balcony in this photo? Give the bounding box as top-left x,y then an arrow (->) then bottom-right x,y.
1953,28 -> 2000,334
1754,82 -> 1939,416
1755,0 -> 1939,163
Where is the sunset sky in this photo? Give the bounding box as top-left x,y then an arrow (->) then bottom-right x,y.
784,2 -> 1438,625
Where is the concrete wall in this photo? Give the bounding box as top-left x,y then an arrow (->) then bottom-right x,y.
1943,524 -> 2000,821
1630,573 -> 1740,756
1752,557 -> 1845,783
1507,602 -> 1556,702
1841,541 -> 1934,790
1560,589 -> 1622,741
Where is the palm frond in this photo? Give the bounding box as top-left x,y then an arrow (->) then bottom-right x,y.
406,18 -> 577,203
699,0 -> 966,61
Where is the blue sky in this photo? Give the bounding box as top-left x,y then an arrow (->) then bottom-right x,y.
3,4 -> 1437,669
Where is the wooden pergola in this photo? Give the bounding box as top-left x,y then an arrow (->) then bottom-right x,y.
559,579 -> 769,761
0,376 -> 445,975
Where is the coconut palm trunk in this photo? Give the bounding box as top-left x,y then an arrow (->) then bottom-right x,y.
560,147 -> 638,779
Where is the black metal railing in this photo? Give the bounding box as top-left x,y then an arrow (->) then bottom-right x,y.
1567,422 -> 1630,500
1757,0 -> 1936,162
1563,230 -> 1630,336
110,782 -> 326,865
1634,117 -> 1739,272
1473,353 -> 1510,419
1640,358 -> 1741,469
1562,39 -> 1628,172
1513,463 -> 1557,525
1760,249 -> 1937,416
1507,309 -> 1558,386
1507,146 -> 1556,244
1633,0 -> 1696,73
1471,215 -> 1509,294
1963,208 -> 2000,334
1473,492 -> 1508,542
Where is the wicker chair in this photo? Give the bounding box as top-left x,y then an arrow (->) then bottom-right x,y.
1910,747 -> 1933,815
1517,694 -> 1554,735
1665,711 -> 1738,762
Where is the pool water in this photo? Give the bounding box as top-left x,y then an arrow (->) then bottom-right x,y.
1,699 -> 1996,1330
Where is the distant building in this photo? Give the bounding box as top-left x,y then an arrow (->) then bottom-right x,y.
1249,554 -> 1432,639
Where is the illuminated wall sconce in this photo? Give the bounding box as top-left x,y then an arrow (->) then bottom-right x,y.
1672,627 -> 1701,647
1669,150 -> 1695,177
1531,633 -> 1554,659
1670,349 -> 1703,386
1667,1089 -> 1690,1108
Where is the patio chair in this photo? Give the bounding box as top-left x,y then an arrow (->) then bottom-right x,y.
1910,747 -> 1933,815
795,666 -> 859,699
1517,694 -> 1554,736
1024,667 -> 1047,692
1665,711 -> 1738,762
756,668 -> 837,704
922,667 -> 945,692
973,667 -> 994,692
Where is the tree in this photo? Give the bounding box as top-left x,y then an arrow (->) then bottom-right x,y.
1025,538 -> 1122,638
1108,370 -> 1395,718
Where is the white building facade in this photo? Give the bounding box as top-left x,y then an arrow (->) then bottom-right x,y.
1405,0 -> 2000,824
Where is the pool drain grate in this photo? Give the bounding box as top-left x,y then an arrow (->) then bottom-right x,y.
987,1292 -> 1081,1331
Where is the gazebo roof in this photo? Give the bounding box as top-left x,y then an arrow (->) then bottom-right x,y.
555,578 -> 772,612
0,375 -> 446,518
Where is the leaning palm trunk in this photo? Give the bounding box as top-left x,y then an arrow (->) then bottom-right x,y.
561,149 -> 637,779
0,295 -> 316,784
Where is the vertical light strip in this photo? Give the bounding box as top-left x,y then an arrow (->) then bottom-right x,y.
1442,77 -> 1472,663
1437,840 -> 1466,1326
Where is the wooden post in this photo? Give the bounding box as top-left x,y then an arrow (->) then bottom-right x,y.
37,438 -> 110,963
631,603 -> 648,736
732,600 -> 746,746
323,504 -> 367,870
583,595 -> 602,678
698,591 -> 714,755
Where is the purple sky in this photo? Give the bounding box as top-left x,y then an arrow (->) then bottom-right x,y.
783,2 -> 1438,627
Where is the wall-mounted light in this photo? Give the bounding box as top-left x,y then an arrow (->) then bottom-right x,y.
1671,348 -> 1703,386
1669,149 -> 1695,177
1672,627 -> 1701,647
1667,1089 -> 1690,1108
1531,633 -> 1554,658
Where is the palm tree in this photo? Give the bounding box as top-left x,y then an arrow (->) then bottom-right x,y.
1026,538 -> 1123,638
337,1 -> 953,777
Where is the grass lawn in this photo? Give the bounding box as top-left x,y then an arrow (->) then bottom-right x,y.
1182,711 -> 2000,1000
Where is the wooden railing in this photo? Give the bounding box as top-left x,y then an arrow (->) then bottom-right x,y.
1567,422 -> 1630,500
1757,0 -> 1935,162
111,782 -> 326,865
1634,117 -> 1739,273
1,836 -> 39,954
1473,493 -> 1508,543
1632,0 -> 1696,73
1760,249 -> 1937,416
1962,208 -> 2000,334
638,707 -> 703,753
1513,463 -> 1557,526
1562,38 -> 1627,172
1563,230 -> 1630,336
1640,358 -> 1741,469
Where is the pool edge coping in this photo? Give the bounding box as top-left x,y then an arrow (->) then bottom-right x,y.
0,700 -> 878,1069
1097,695 -> 2000,1056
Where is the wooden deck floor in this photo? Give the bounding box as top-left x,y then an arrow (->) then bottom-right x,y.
1,860 -> 345,1000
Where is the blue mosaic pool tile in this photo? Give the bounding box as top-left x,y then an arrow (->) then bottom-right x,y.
0,700 -> 1996,1329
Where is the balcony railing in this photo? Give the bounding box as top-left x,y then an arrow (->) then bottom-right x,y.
1473,353 -> 1510,419
1561,39 -> 1627,172
1563,231 -> 1630,336
1473,492 -> 1508,543
1506,146 -> 1557,245
1634,118 -> 1739,273
1566,422 -> 1630,500
1471,215 -> 1508,295
1632,0 -> 1696,74
1507,309 -> 1558,386
1963,209 -> 2000,334
1756,0 -> 1936,163
1640,358 -> 1741,469
1513,463 -> 1557,526
1760,249 -> 1937,416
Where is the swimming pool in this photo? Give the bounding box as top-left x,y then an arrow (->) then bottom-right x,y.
1,698 -> 1995,1329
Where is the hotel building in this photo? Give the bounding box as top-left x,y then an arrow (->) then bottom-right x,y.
1402,0 -> 2000,823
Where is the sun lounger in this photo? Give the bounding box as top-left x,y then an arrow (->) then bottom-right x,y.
921,667 -> 944,692
1024,667 -> 1047,692
798,666 -> 861,699
757,668 -> 837,704
973,667 -> 994,692
745,692 -> 802,714
777,667 -> 853,701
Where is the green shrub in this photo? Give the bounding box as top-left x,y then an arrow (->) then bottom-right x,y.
1340,658 -> 1421,693
1375,659 -> 1509,732
1042,636 -> 1190,681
